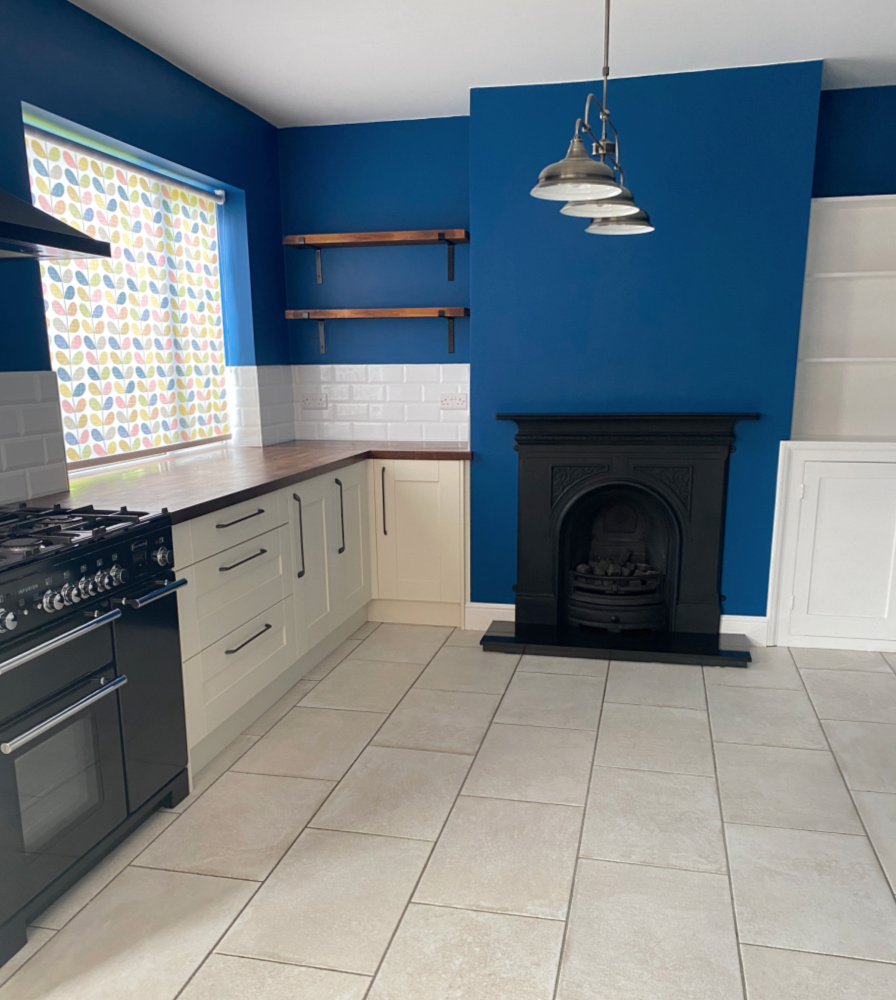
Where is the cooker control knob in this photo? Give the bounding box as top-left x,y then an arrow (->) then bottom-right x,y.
61,583 -> 81,605
0,609 -> 17,631
109,564 -> 129,586
42,590 -> 64,612
78,576 -> 96,598
152,546 -> 171,568
94,571 -> 113,592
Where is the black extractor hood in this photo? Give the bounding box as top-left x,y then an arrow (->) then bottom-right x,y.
0,188 -> 111,262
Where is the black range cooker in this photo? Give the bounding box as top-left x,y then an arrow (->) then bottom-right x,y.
0,503 -> 189,966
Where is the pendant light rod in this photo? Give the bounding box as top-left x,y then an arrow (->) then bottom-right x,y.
602,0 -> 611,142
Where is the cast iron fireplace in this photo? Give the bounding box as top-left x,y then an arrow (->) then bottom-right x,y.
481,413 -> 758,666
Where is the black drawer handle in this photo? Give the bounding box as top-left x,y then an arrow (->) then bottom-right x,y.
335,478 -> 346,554
216,508 -> 265,529
219,549 -> 267,572
293,493 -> 306,578
381,465 -> 387,535
225,622 -> 273,655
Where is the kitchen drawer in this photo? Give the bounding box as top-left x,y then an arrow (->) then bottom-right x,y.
181,490 -> 287,566
183,599 -> 295,746
177,525 -> 293,660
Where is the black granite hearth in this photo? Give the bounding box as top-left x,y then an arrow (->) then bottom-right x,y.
481,413 -> 759,667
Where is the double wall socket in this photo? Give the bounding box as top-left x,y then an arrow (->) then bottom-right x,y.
301,393 -> 328,410
440,392 -> 468,410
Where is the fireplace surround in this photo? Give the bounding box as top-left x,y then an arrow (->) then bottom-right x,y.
481,413 -> 758,666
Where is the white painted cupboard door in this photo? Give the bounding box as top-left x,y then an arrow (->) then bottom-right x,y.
790,461 -> 896,640
328,462 -> 371,619
289,476 -> 332,651
374,459 -> 462,603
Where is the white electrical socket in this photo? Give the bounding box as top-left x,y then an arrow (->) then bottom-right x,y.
440,392 -> 468,410
301,393 -> 328,410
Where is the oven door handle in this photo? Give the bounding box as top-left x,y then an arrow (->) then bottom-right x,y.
0,609 -> 122,679
1,675 -> 128,755
115,578 -> 187,609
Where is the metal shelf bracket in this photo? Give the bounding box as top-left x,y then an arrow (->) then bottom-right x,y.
438,309 -> 455,354
438,232 -> 456,281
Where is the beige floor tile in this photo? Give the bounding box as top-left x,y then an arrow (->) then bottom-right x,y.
367,904 -> 564,1000
233,707 -> 385,781
243,680 -> 318,736
706,685 -> 827,749
853,791 -> 896,892
581,767 -> 726,873
414,645 -> 519,695
556,859 -> 743,1000
791,647 -> 892,673
518,654 -> 609,678
715,743 -> 862,834
351,621 -> 380,640
373,688 -> 500,754
180,955 -> 369,1000
605,660 -> 705,710
802,668 -> 896,723
168,734 -> 258,813
0,928 -> 54,989
727,823 -> 896,961
414,796 -> 582,918
305,639 -> 362,681
219,829 -> 431,975
494,671 -> 605,730
311,745 -> 471,840
594,703 -> 714,776
0,867 -> 256,1000
32,811 -> 177,929
704,645 -> 803,690
446,628 -> 485,647
352,623 -> 452,664
299,659 -> 423,713
135,771 -> 333,880
823,720 -> 896,792
741,945 -> 896,1000
463,723 -> 596,806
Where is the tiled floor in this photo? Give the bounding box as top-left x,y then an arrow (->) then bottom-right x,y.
3,630 -> 896,999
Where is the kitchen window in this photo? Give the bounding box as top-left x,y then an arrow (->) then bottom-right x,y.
24,126 -> 229,465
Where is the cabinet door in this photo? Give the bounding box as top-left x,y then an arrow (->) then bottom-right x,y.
328,462 -> 371,621
790,461 -> 896,640
373,460 -> 462,603
289,476 -> 333,652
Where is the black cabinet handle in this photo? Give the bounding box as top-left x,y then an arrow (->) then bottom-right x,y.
335,478 -> 346,554
219,549 -> 267,573
293,493 -> 306,578
225,622 -> 272,655
216,508 -> 264,530
381,465 -> 387,536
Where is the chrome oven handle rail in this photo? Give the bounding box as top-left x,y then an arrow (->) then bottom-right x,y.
1,675 -> 128,755
0,609 -> 122,679
116,578 -> 188,610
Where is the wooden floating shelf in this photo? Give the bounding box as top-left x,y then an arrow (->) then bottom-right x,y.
286,307 -> 470,355
283,229 -> 469,283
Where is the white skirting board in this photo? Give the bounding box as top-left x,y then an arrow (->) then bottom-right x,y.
463,603 -> 770,647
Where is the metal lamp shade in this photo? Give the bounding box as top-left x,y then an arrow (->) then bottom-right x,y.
560,185 -> 640,218
530,135 -> 622,202
585,209 -> 655,235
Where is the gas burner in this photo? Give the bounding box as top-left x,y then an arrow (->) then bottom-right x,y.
0,537 -> 45,557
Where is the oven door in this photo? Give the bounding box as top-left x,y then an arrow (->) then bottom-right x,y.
0,665 -> 128,925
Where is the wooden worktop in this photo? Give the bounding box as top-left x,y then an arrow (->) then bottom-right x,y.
36,441 -> 471,524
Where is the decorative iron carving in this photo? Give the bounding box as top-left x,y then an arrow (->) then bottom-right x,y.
551,464 -> 610,505
634,465 -> 693,509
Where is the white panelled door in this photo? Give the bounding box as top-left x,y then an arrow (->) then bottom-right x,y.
790,461 -> 896,640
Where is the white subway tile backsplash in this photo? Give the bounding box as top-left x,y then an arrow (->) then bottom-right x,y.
413,364 -> 442,382
423,423 -> 462,442
405,402 -> 442,423
351,384 -> 386,402
369,402 -> 407,422
334,403 -> 369,420
386,383 -> 425,402
333,365 -> 369,383
0,470 -> 29,504
26,464 -> 68,497
368,365 -> 405,383
3,435 -> 52,471
0,372 -> 40,405
0,371 -> 68,503
388,422 -> 423,440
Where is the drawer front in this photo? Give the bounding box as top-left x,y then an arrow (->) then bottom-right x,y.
177,525 -> 293,660
195,600 -> 295,741
187,490 -> 287,565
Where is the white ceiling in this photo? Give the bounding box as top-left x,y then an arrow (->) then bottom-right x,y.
69,0 -> 896,127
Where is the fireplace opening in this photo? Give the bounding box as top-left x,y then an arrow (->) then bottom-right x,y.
560,486 -> 678,634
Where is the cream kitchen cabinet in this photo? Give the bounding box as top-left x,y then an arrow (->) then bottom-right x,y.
371,459 -> 464,625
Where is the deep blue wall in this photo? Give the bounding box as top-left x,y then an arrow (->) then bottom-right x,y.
469,63 -> 823,616
813,85 -> 896,197
0,0 -> 288,371
279,118 -> 470,364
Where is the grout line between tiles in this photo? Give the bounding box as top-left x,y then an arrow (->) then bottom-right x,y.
405,899 -> 567,923
128,862 -> 265,882
213,949 -> 376,978
304,824 -> 436,844
736,939 -> 896,968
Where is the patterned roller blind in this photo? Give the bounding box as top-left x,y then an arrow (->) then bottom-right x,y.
25,127 -> 229,463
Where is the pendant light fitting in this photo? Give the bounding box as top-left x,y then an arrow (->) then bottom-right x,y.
529,0 -> 654,235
